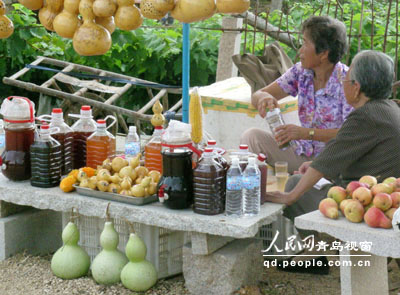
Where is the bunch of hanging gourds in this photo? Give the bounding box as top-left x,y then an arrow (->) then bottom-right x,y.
15,0 -> 250,56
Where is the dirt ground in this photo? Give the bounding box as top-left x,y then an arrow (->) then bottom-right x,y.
0,253 -> 400,295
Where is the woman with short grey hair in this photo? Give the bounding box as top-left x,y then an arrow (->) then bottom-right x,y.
265,50 -> 398,274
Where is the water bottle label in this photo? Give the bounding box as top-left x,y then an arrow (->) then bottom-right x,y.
243,175 -> 260,190
227,176 -> 242,190
125,142 -> 140,157
0,135 -> 4,148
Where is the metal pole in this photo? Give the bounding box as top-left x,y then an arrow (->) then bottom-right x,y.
182,23 -> 190,123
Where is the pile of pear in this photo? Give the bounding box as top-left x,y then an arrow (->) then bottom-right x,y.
77,154 -> 161,198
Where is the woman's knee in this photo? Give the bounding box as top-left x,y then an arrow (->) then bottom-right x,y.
240,127 -> 265,145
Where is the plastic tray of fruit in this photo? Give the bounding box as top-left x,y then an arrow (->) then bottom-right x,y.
73,184 -> 158,206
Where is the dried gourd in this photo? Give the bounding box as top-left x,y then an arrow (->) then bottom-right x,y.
38,0 -> 63,31
189,87 -> 203,144
115,0 -> 143,31
0,0 -> 13,39
54,0 -> 81,39
93,0 -> 117,18
73,0 -> 112,56
171,0 -> 215,23
95,16 -> 116,34
59,175 -> 77,192
216,0 -> 250,14
140,0 -> 174,20
18,0 -> 44,10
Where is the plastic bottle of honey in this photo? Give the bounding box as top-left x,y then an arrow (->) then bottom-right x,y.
30,123 -> 62,188
193,147 -> 225,215
86,118 -> 116,169
145,126 -> 163,174
70,106 -> 97,169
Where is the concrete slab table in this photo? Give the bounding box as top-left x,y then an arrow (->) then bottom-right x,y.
295,210 -> 400,295
0,175 -> 284,295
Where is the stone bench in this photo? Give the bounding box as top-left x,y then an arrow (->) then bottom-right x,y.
0,174 -> 284,295
295,210 -> 400,295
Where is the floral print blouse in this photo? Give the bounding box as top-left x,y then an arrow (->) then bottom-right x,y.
276,62 -> 353,157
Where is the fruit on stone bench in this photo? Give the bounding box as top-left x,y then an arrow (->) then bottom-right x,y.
319,198 -> 338,219
359,175 -> 378,188
344,200 -> 364,223
352,187 -> 372,206
346,181 -> 369,198
371,183 -> 393,196
364,207 -> 392,228
327,186 -> 347,205
390,192 -> 400,208
373,193 -> 392,211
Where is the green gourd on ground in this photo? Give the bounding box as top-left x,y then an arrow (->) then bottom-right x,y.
91,205 -> 128,285
120,232 -> 157,292
51,213 -> 90,279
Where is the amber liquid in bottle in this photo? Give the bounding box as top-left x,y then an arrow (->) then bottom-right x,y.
145,142 -> 163,174
2,127 -> 35,181
86,135 -> 116,169
52,132 -> 73,174
72,131 -> 93,169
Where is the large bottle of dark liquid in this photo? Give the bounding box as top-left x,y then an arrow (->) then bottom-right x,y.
48,108 -> 74,175
30,123 -> 62,188
193,147 -> 225,215
70,106 -> 97,169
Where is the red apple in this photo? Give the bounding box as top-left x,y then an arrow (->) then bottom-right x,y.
319,198 -> 339,219
390,192 -> 400,208
346,181 -> 368,198
352,187 -> 372,206
371,183 -> 393,196
340,199 -> 353,215
359,175 -> 378,188
373,192 -> 393,211
385,208 -> 397,220
327,186 -> 347,205
364,207 -> 392,228
344,200 -> 364,223
364,202 -> 374,213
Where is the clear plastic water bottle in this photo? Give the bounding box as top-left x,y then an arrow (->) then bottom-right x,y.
265,108 -> 291,150
225,157 -> 243,217
242,157 -> 261,216
125,126 -> 140,161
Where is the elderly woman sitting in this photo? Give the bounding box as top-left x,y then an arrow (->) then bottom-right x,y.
266,50 -> 399,273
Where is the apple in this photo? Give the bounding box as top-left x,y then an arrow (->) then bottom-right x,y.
359,175 -> 378,188
373,192 -> 393,211
319,198 -> 339,219
327,186 -> 347,205
383,177 -> 397,191
340,199 -> 353,215
344,200 -> 364,223
364,202 -> 374,213
346,181 -> 368,198
390,192 -> 400,208
364,207 -> 392,228
394,178 -> 400,192
385,208 -> 397,220
371,183 -> 393,196
352,187 -> 372,206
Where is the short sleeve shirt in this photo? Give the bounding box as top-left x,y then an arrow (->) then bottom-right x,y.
276,62 -> 353,157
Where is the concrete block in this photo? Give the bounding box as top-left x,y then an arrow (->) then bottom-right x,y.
191,232 -> 234,255
0,209 -> 62,260
0,200 -> 30,218
183,239 -> 263,295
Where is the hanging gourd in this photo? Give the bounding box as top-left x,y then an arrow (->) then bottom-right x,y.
53,0 -> 81,39
216,0 -> 250,14
120,222 -> 157,292
51,209 -> 91,279
115,0 -> 143,31
73,0 -> 112,56
171,0 -> 216,23
38,0 -> 63,31
93,0 -> 117,18
0,0 -> 13,39
91,204 -> 128,285
18,0 -> 44,10
140,0 -> 174,20
150,100 -> 165,127
95,16 -> 116,34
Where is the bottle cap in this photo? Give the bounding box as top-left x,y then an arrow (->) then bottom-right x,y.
257,153 -> 266,162
267,108 -> 281,116
52,108 -> 63,114
41,123 -> 50,130
81,106 -> 91,111
80,105 -> 92,118
239,144 -> 248,150
129,126 -> 137,133
155,126 -> 163,130
207,140 -> 216,146
51,108 -> 64,121
248,157 -> 256,166
231,157 -> 239,166
204,147 -> 213,153
96,119 -> 106,127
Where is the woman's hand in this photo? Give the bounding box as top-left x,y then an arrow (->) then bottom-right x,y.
264,191 -> 298,206
255,95 -> 278,118
274,124 -> 306,145
297,161 -> 313,174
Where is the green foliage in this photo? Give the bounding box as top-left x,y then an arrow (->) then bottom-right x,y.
0,4 -> 221,111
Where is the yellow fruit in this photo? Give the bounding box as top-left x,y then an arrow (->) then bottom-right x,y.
111,156 -> 127,173
97,180 -> 109,192
108,183 -> 121,194
120,176 -> 132,190
119,166 -> 133,179
147,181 -> 157,195
77,170 -> 88,182
135,166 -> 149,178
129,153 -> 141,169
148,170 -> 161,183
79,178 -> 90,188
140,176 -> 152,188
120,189 -> 131,196
135,177 -> 143,185
59,176 -> 77,192
97,169 -> 111,181
81,167 -> 96,177
131,184 -> 145,197
102,158 -> 112,171
88,176 -> 97,190
68,169 -> 79,179
109,173 -> 121,184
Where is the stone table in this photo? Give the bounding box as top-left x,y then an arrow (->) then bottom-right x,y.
295,210 -> 400,295
0,175 -> 284,295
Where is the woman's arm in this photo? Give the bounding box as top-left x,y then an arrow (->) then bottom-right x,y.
252,82 -> 289,118
274,125 -> 339,144
265,166 -> 324,205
